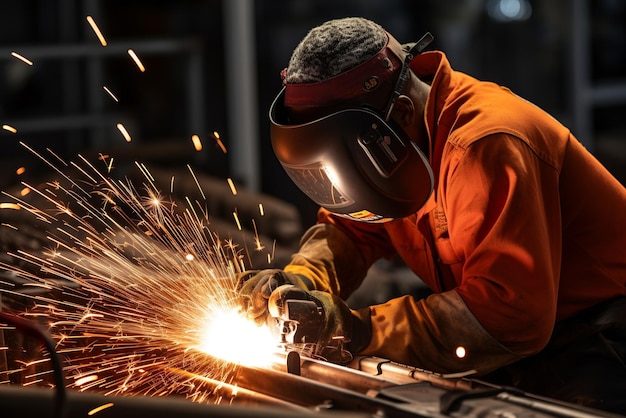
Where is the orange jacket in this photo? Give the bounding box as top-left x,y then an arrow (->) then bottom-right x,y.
285,51 -> 626,374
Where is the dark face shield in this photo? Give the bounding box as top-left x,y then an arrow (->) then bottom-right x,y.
269,88 -> 433,223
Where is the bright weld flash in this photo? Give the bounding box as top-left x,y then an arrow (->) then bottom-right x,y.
197,307 -> 278,367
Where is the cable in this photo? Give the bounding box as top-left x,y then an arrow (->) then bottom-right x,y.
0,311 -> 66,418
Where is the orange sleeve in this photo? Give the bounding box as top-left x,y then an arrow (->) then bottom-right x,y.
440,134 -> 562,355
359,134 -> 562,373
284,217 -> 396,300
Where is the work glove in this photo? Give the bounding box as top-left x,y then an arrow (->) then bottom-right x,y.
236,269 -> 314,325
268,284 -> 372,364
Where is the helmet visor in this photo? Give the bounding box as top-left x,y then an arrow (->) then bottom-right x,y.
270,88 -> 433,222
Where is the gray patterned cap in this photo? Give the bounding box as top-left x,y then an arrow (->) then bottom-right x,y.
285,17 -> 388,84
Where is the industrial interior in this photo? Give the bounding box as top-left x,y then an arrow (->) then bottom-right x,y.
0,1 -> 625,417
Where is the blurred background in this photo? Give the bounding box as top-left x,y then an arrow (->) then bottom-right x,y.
0,0 -> 624,261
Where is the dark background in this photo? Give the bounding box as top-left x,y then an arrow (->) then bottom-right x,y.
0,0 -> 625,227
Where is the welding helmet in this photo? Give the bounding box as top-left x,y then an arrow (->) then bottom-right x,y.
269,33 -> 435,223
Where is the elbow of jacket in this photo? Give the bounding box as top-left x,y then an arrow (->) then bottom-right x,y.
502,315 -> 554,356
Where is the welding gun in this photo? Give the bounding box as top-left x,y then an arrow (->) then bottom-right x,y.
267,284 -> 324,345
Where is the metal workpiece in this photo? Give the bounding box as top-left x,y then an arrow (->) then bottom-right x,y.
225,351 -> 620,418
0,340 -> 620,417
349,356 -> 475,390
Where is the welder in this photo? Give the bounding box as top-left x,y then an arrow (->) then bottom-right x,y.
237,17 -> 626,413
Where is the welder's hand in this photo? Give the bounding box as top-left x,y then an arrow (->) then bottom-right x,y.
307,290 -> 372,362
236,269 -> 314,325
267,284 -> 371,363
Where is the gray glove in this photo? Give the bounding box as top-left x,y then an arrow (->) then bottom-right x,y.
236,269 -> 314,325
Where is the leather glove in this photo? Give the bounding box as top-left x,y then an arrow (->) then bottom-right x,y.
268,284 -> 372,364
236,269 -> 314,325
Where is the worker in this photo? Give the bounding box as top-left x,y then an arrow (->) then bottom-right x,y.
238,17 -> 626,413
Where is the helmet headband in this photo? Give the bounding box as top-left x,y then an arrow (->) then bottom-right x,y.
284,34 -> 403,110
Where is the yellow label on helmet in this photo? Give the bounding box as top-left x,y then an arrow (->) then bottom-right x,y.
342,210 -> 392,223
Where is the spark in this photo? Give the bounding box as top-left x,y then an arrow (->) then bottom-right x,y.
0,203 -> 20,210
233,211 -> 242,231
227,178 -> 237,196
0,144 -> 284,402
455,346 -> 466,358
10,51 -> 33,66
16,167 -> 26,175
258,203 -> 264,216
251,219 -> 264,251
116,123 -> 132,142
88,403 -> 114,415
19,187 -> 30,197
191,134 -> 202,151
86,16 -> 108,47
127,49 -> 146,72
75,374 -> 99,386
212,131 -> 227,154
2,124 -> 17,133
103,86 -> 119,102
186,165 -> 206,200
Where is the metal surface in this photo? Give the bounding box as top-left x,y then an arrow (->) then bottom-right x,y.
0,349 -> 621,417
